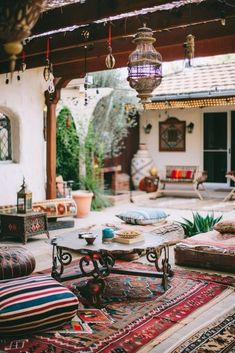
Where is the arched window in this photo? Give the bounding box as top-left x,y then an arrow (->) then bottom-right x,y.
0,113 -> 12,161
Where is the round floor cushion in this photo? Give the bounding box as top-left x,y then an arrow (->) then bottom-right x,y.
0,274 -> 79,335
0,246 -> 36,280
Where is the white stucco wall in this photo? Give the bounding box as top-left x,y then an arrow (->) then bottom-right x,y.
140,105 -> 235,177
0,67 -> 47,205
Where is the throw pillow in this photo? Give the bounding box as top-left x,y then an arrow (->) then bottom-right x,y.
116,208 -> 168,225
185,170 -> 193,179
214,221 -> 235,234
171,169 -> 177,178
0,274 -> 78,335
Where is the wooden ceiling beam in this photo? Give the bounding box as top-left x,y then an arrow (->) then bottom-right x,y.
0,0 -> 234,75
3,2 -> 232,64
14,17 -> 234,72
51,34 -> 235,78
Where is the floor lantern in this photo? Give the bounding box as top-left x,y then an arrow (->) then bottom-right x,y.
17,178 -> 32,214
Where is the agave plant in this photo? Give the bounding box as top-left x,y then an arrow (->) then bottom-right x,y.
178,212 -> 223,238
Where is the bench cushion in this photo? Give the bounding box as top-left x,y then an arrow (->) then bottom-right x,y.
0,274 -> 78,334
165,166 -> 197,180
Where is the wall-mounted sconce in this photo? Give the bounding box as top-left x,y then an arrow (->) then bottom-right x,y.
143,123 -> 152,134
186,122 -> 194,133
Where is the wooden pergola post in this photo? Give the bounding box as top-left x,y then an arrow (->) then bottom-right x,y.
45,88 -> 61,199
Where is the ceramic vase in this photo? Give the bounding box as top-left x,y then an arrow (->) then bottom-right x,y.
131,145 -> 154,190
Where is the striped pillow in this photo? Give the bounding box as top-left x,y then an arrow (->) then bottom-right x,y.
0,274 -> 79,334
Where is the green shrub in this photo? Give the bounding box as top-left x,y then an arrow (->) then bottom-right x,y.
178,212 -> 223,237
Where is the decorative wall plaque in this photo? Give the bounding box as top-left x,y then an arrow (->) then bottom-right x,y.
159,117 -> 186,152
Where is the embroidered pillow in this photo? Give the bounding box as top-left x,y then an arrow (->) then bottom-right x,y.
116,208 -> 168,225
0,274 -> 78,335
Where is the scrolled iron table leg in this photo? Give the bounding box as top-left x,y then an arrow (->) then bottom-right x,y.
146,244 -> 172,290
78,250 -> 115,307
51,239 -> 72,281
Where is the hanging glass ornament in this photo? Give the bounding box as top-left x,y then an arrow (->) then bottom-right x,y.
20,50 -> 27,72
43,38 -> 52,82
43,59 -> 50,81
105,24 -> 115,69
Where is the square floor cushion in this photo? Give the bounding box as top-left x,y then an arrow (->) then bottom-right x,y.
116,207 -> 168,225
0,274 -> 79,335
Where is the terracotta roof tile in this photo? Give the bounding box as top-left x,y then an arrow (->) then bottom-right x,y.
153,62 -> 235,99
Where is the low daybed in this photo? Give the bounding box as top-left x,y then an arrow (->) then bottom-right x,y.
153,165 -> 207,200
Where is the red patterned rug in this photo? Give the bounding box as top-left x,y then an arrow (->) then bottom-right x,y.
0,262 -> 235,353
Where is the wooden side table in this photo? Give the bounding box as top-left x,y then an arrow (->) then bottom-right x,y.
0,212 -> 49,244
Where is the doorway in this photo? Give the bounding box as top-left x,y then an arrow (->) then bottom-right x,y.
203,112 -> 230,183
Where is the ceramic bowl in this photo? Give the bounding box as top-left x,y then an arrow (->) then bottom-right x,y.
83,235 -> 97,245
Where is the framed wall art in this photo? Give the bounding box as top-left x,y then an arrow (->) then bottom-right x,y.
159,117 -> 186,152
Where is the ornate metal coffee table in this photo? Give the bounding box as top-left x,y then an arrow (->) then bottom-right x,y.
51,229 -> 176,307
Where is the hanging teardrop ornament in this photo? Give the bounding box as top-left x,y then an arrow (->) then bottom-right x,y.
105,24 -> 115,69
43,58 -> 50,81
105,46 -> 115,69
20,50 -> 27,72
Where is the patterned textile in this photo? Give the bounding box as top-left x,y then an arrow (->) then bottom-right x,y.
0,246 -> 35,280
0,275 -> 79,334
170,307 -> 235,353
0,198 -> 77,219
0,262 -> 234,353
116,208 -> 168,225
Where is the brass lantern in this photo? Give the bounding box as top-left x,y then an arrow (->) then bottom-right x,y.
0,0 -> 47,73
127,25 -> 162,104
17,178 -> 32,214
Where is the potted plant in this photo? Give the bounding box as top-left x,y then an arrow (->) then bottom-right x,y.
177,211 -> 222,238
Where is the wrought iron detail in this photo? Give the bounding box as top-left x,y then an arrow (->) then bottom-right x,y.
51,240 -> 72,280
0,113 -> 12,161
146,245 -> 173,275
79,250 -> 115,279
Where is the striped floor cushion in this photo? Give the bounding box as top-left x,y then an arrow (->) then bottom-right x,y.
0,274 -> 79,335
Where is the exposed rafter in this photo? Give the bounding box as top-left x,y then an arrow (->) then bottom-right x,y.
0,0 -> 234,78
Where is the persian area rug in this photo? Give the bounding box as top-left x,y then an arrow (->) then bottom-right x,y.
0,262 -> 235,353
170,306 -> 235,353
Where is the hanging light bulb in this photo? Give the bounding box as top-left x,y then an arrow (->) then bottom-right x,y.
127,24 -> 162,104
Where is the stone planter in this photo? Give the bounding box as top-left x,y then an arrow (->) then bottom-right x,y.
72,191 -> 93,218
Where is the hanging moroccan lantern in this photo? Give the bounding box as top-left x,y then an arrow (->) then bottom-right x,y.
0,0 -> 46,73
127,24 -> 162,104
184,34 -> 195,67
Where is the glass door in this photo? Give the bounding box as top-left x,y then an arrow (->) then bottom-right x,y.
203,112 -> 228,183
